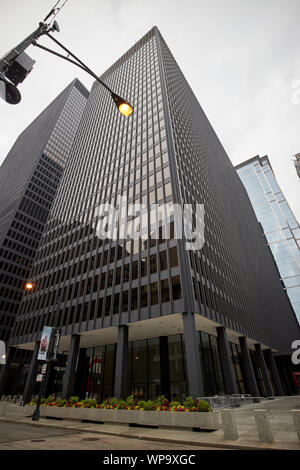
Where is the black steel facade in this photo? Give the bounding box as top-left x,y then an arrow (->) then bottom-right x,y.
6,28 -> 299,400
0,79 -> 88,343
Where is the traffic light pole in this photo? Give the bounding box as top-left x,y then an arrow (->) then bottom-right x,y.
0,16 -> 133,113
0,21 -> 58,104
31,361 -> 48,421
0,23 -> 49,75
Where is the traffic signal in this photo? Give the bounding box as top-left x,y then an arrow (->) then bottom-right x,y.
5,52 -> 35,86
0,51 -> 35,104
0,77 -> 21,104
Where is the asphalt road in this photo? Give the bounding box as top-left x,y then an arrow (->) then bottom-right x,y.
0,421 -> 219,450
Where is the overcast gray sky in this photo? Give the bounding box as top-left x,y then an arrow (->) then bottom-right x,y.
1,0 -> 299,219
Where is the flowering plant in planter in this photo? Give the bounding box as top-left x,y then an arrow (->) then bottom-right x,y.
27,394 -> 212,412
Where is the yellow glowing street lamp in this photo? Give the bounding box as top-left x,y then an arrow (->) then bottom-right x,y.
31,31 -> 134,117
25,281 -> 34,291
111,93 -> 133,117
0,6 -> 134,116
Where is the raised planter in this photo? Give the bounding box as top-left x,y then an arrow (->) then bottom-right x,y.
24,405 -> 220,430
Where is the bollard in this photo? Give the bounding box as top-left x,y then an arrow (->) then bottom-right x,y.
253,409 -> 273,443
291,410 -> 300,443
0,401 -> 7,417
220,408 -> 238,440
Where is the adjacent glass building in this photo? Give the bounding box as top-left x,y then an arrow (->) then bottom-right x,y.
2,28 -> 299,402
236,156 -> 300,324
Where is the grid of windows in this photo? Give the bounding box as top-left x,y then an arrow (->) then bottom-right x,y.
79,331 -> 228,402
0,80 -> 88,341
9,28 -> 298,356
156,29 -> 298,351
236,156 -> 300,324
12,30 -> 184,344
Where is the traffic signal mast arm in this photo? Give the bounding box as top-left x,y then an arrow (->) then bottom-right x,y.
0,23 -> 50,75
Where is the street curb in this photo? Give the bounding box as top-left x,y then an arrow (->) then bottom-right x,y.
0,417 -> 298,450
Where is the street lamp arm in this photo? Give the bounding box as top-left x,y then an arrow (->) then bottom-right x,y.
45,33 -> 113,94
0,18 -> 133,115
32,33 -> 134,116
32,41 -> 94,77
0,23 -> 49,75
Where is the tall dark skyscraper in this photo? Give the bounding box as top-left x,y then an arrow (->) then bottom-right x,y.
0,79 -> 89,346
4,28 -> 299,402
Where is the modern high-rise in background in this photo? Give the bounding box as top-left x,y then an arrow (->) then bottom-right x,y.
236,156 -> 300,325
294,153 -> 300,179
2,28 -> 299,401
0,79 -> 88,390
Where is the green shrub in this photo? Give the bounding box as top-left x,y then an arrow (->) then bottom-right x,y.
68,396 -> 79,404
144,400 -> 155,411
108,397 -> 119,407
45,395 -> 56,404
56,398 -> 67,407
183,396 -> 195,409
126,395 -> 135,407
197,400 -> 211,412
137,400 -> 146,409
154,395 -> 169,407
81,399 -> 97,408
117,400 -> 127,409
170,401 -> 181,408
40,398 -> 47,405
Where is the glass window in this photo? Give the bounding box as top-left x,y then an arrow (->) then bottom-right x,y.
113,293 -> 120,314
168,334 -> 187,401
159,251 -> 168,271
150,282 -> 158,305
132,260 -> 139,280
131,287 -> 138,310
102,344 -> 115,399
161,279 -> 170,302
100,273 -> 106,290
140,257 -> 147,277
115,267 -> 121,285
104,295 -> 111,316
140,285 -> 148,308
131,339 -> 147,399
169,246 -> 178,267
200,332 -> 217,395
171,275 -> 182,300
150,254 -> 157,274
97,298 -> 103,318
148,338 -> 160,398
123,264 -> 130,282
122,291 -> 128,312
165,182 -> 172,197
107,270 -> 114,287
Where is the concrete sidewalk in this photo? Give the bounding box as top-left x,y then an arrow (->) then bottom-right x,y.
1,396 -> 300,450
0,413 -> 299,450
